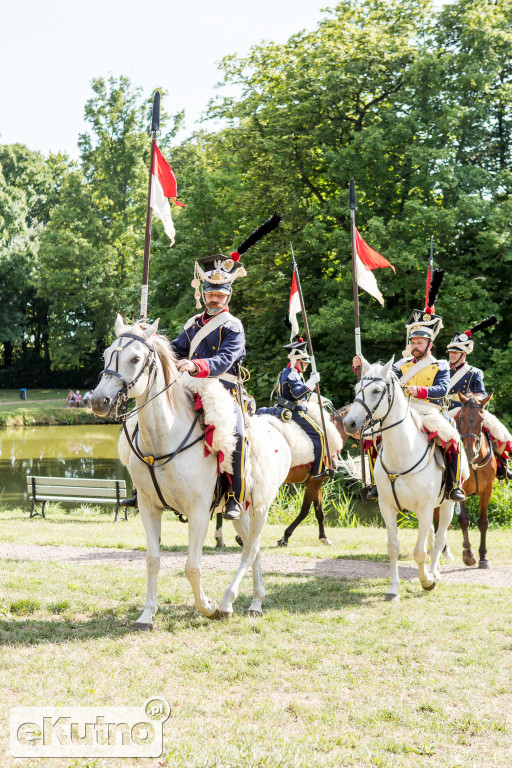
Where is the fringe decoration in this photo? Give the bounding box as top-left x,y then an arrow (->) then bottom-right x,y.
236,213 -> 283,255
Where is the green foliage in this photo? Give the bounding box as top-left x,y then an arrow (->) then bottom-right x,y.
1,0 -> 512,421
452,483 -> 512,529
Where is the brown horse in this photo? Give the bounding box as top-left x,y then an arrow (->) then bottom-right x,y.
214,405 -> 350,548
456,392 -> 497,569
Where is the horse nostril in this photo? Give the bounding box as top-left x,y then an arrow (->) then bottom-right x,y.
102,397 -> 111,406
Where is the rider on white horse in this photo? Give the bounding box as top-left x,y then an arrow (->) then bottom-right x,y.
446,317 -> 512,480
353,307 -> 466,503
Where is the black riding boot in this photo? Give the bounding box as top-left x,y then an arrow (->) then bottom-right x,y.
120,489 -> 138,508
446,454 -> 465,502
496,458 -> 512,481
223,493 -> 243,521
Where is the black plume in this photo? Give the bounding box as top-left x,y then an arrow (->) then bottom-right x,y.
427,268 -> 445,308
470,316 -> 498,335
282,314 -> 292,331
236,213 -> 283,255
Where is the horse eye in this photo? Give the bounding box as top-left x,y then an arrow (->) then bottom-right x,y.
131,356 -> 141,364
372,387 -> 380,395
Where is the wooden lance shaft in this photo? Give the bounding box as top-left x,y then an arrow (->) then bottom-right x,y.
290,245 -> 332,471
349,178 -> 367,488
140,90 -> 160,321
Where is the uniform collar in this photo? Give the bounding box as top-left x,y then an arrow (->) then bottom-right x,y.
450,361 -> 468,371
201,307 -> 229,325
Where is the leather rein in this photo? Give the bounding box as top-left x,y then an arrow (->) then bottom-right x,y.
98,332 -> 206,519
458,401 -> 494,495
354,373 -> 436,512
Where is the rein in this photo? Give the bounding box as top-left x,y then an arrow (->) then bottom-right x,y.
98,331 -> 206,519
458,402 -> 494,494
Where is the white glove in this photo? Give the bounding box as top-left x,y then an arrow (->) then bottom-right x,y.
305,372 -> 320,391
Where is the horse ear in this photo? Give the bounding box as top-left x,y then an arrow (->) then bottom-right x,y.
481,392 -> 493,407
115,313 -> 126,337
143,318 -> 159,339
360,354 -> 371,375
381,356 -> 395,379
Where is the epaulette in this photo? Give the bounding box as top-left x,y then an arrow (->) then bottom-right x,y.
394,357 -> 413,368
184,313 -> 202,330
222,317 -> 244,334
469,365 -> 484,377
437,359 -> 449,371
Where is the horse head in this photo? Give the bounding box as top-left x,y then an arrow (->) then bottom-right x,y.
343,356 -> 396,436
458,391 -> 493,464
91,314 -> 161,417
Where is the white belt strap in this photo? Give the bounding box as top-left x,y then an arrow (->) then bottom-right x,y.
188,312 -> 234,359
447,364 -> 469,394
399,355 -> 435,387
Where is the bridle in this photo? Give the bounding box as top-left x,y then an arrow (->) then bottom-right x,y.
99,333 -> 158,415
97,331 -> 205,519
458,399 -> 493,473
352,372 -> 435,513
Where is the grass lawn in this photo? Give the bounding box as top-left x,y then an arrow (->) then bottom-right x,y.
0,388 -> 71,403
0,389 -> 115,427
0,546 -> 511,766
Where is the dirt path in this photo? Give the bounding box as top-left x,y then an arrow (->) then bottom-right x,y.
1,543 -> 511,587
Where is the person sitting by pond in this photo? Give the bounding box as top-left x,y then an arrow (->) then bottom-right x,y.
82,389 -> 93,407
74,390 -> 82,407
67,390 -> 75,407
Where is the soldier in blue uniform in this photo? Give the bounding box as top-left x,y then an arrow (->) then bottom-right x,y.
446,317 -> 512,480
172,252 -> 248,520
274,340 -> 326,478
121,214 -> 283,518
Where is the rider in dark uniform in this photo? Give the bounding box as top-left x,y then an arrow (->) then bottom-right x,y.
171,253 -> 248,520
446,317 -> 512,480
275,340 -> 327,478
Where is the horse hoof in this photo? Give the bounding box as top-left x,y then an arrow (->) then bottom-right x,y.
134,622 -> 153,632
384,593 -> 399,602
478,560 -> 490,569
215,541 -> 225,549
463,554 -> 477,566
422,579 -> 437,592
210,605 -> 232,621
442,547 -> 454,562
235,535 -> 244,548
248,609 -> 263,618
320,537 -> 333,546
277,538 -> 288,548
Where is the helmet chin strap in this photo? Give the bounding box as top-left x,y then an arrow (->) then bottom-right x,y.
411,342 -> 431,361
450,350 -> 465,367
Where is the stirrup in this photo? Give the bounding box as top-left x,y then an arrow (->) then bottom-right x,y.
311,468 -> 330,480
448,487 -> 465,502
223,495 -> 243,521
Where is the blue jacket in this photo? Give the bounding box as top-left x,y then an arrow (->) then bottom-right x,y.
278,365 -> 310,403
171,311 -> 245,389
447,363 -> 486,410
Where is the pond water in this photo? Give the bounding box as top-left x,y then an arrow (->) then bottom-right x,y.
0,425 -> 131,507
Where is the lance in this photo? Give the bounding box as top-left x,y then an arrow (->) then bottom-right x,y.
290,243 -> 332,472
424,235 -> 433,310
140,90 -> 160,321
349,178 -> 367,491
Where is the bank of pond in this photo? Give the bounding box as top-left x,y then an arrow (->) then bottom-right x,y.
0,424 -> 510,529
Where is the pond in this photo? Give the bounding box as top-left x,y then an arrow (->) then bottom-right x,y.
0,425 -> 131,508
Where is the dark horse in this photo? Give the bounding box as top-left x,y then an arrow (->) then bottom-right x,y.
214,405 -> 350,549
456,392 -> 497,569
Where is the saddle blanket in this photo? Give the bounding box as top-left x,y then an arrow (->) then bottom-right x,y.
259,395 -> 343,469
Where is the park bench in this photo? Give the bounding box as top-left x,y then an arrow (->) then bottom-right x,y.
26,476 -> 128,522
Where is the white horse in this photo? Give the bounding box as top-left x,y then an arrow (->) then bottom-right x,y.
343,357 -> 455,601
91,316 -> 292,628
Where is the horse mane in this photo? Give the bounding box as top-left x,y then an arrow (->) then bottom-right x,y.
124,323 -> 193,411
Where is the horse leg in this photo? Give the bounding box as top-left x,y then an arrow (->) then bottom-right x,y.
478,487 -> 492,569
135,501 -> 162,630
277,490 -> 313,547
380,503 -> 400,601
185,508 -> 221,619
220,506 -> 266,616
313,482 -> 332,545
415,511 -> 436,591
214,512 -> 225,548
231,513 -> 265,616
431,501 -> 454,580
459,500 -> 477,566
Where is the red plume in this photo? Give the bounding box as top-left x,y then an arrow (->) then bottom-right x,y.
464,330 -> 472,337
230,251 -> 241,262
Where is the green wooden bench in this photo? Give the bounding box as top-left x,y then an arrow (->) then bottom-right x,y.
27,476 -> 128,521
